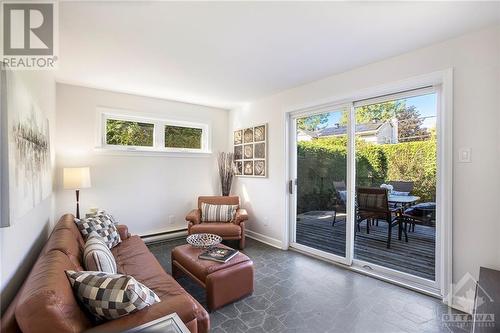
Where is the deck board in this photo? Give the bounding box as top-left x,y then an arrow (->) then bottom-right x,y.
296,211 -> 435,280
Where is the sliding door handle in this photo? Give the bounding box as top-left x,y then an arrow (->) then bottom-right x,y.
289,179 -> 295,194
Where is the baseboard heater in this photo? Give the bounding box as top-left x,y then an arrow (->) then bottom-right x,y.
140,228 -> 188,244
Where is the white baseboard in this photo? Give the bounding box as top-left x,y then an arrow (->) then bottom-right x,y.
142,230 -> 188,244
245,229 -> 283,249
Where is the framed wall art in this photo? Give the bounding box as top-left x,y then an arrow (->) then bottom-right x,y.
233,123 -> 267,178
0,63 -> 52,228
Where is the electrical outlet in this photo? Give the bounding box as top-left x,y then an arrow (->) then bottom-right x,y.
168,215 -> 175,225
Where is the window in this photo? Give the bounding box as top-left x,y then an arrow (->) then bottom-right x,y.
106,119 -> 154,147
165,125 -> 203,149
100,110 -> 210,154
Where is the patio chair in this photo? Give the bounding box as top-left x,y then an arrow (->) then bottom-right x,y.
388,181 -> 414,195
356,187 -> 407,249
387,180 -> 415,212
332,181 -> 347,226
402,202 -> 436,232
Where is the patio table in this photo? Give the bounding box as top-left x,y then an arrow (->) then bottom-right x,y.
388,195 -> 420,204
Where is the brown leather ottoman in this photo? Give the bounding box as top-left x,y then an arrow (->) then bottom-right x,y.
171,244 -> 254,311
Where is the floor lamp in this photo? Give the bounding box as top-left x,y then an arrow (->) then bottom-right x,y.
63,167 -> 91,219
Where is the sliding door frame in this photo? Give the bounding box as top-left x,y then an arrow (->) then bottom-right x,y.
286,101 -> 355,266
284,69 -> 453,303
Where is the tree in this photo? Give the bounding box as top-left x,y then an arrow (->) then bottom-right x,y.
165,126 -> 202,149
340,101 -> 405,125
396,106 -> 429,142
339,100 -> 429,141
297,114 -> 328,131
106,119 -> 154,146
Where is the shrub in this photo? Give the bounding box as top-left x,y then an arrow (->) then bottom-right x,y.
380,140 -> 436,202
296,137 -> 436,213
297,137 -> 388,213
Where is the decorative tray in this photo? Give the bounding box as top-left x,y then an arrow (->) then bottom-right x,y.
186,233 -> 222,248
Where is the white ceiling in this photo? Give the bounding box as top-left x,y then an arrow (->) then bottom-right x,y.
57,2 -> 500,109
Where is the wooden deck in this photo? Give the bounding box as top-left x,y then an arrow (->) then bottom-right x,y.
296,211 -> 435,280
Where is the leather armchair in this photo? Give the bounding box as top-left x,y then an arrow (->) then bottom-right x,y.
186,196 -> 248,249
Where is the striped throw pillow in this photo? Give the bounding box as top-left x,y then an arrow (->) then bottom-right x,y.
201,203 -> 238,222
83,232 -> 117,273
65,270 -> 160,320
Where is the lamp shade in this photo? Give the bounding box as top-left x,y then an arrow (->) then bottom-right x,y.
63,167 -> 91,190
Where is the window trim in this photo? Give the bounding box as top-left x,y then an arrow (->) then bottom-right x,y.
97,107 -> 211,155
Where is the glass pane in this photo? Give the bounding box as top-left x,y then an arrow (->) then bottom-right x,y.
106,119 -> 154,147
165,125 -> 202,149
353,93 -> 437,281
295,108 -> 349,258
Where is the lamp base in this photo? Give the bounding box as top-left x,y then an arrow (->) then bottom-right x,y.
76,189 -> 80,219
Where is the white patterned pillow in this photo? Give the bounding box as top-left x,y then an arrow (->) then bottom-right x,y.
66,271 -> 160,320
83,232 -> 117,273
201,203 -> 238,222
95,210 -> 118,225
74,215 -> 121,248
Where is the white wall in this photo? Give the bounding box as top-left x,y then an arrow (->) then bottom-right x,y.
0,70 -> 56,312
230,25 -> 500,297
55,84 -> 229,236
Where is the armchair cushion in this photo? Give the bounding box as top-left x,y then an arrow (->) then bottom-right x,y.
189,223 -> 242,238
200,203 -> 238,223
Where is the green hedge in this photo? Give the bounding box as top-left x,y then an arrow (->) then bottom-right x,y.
381,140 -> 436,202
297,137 -> 435,214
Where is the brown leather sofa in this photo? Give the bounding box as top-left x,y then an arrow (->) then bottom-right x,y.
186,196 -> 248,249
1,214 -> 209,333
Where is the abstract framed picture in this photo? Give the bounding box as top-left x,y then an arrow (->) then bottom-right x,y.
1,64 -> 52,227
0,64 -> 8,227
233,123 -> 267,178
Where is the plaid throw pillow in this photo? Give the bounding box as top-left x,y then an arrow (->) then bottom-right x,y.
66,271 -> 160,320
201,203 -> 238,222
74,216 -> 121,248
95,210 -> 118,225
83,232 -> 117,273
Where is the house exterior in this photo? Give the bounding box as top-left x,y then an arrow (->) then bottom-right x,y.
298,119 -> 398,144
297,129 -> 318,142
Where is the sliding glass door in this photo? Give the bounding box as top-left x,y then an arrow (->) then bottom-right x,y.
288,85 -> 443,294
289,105 -> 353,265
353,91 -> 438,282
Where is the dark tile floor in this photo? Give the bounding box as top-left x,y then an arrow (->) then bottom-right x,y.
147,238 -> 468,333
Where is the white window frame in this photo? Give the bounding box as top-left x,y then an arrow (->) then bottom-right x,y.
97,107 -> 211,155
